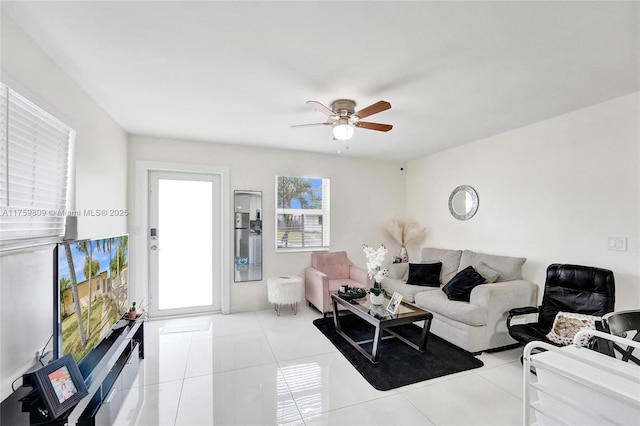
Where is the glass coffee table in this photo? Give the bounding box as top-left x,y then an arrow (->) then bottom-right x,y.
331,292 -> 433,363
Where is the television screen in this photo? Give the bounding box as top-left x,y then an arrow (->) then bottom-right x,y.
54,235 -> 129,363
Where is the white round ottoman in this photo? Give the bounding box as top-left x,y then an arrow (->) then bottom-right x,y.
267,275 -> 304,316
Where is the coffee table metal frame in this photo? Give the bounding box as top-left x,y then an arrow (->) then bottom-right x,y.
331,292 -> 433,363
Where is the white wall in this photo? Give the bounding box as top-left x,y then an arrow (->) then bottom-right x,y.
1,15 -> 128,239
0,15 -> 128,399
406,93 -> 640,309
128,135 -> 406,313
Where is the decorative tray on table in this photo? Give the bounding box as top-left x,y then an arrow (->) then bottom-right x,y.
338,286 -> 367,301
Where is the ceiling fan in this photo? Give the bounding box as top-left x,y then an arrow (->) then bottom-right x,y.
291,99 -> 393,140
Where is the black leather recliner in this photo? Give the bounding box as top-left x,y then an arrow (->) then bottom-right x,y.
507,263 -> 615,347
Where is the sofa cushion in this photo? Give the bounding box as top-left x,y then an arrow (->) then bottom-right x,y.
442,266 -> 486,302
406,262 -> 442,287
387,263 -> 409,281
476,262 -> 501,283
421,247 -> 463,284
381,278 -> 438,303
458,250 -> 526,282
415,290 -> 488,326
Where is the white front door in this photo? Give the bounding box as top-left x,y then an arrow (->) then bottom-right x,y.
148,171 -> 221,317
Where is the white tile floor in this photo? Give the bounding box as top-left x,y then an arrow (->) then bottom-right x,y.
113,305 -> 528,426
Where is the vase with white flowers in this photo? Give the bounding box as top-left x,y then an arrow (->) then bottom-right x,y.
385,219 -> 427,263
363,243 -> 388,305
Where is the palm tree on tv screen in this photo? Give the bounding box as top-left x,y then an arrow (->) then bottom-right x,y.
110,235 -> 128,279
84,258 -> 100,280
77,241 -> 100,282
59,277 -> 71,317
110,236 -> 128,313
63,243 -> 87,348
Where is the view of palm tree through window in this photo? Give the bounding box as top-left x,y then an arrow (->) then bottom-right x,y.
276,176 -> 330,250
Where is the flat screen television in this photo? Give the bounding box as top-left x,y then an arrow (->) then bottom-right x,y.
53,234 -> 129,363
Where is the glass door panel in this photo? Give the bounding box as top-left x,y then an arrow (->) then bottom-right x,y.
149,171 -> 221,317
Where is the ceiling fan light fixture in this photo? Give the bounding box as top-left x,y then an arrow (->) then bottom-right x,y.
333,117 -> 354,140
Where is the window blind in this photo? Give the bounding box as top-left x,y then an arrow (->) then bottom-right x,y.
0,83 -> 74,242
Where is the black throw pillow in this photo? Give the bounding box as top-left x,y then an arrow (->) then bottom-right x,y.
406,262 -> 442,287
442,266 -> 486,302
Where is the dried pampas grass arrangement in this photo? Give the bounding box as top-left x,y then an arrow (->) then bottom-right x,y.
385,219 -> 426,246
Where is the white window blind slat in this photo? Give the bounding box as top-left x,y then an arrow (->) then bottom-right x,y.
8,130 -> 69,154
0,82 -> 73,243
8,116 -> 70,144
5,189 -> 66,206
9,92 -> 71,132
7,166 -> 68,184
8,129 -> 69,156
6,155 -> 68,178
6,150 -> 69,184
8,175 -> 68,192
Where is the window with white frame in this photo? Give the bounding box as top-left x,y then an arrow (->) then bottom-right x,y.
0,82 -> 75,243
275,176 -> 330,251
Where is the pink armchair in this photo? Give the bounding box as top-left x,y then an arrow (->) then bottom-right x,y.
305,251 -> 371,316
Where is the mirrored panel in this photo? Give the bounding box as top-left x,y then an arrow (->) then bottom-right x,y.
234,190 -> 262,282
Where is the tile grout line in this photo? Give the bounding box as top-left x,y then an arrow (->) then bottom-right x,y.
173,331 -> 195,425
395,391 -> 438,426
254,309 -> 310,423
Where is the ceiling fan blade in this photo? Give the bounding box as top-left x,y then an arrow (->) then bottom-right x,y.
291,122 -> 333,128
306,100 -> 335,117
355,100 -> 391,119
354,121 -> 393,132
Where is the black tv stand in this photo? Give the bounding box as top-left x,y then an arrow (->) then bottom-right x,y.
13,387 -> 71,426
1,315 -> 144,426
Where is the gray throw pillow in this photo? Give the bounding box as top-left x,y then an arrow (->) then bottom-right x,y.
475,262 -> 500,283
421,248 -> 463,284
387,263 -> 409,281
459,250 -> 526,281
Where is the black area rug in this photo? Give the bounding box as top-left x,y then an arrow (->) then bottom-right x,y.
313,315 -> 483,391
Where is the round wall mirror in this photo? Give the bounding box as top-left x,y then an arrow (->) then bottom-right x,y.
449,185 -> 479,221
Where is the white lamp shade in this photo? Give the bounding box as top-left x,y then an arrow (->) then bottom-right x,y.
333,118 -> 354,140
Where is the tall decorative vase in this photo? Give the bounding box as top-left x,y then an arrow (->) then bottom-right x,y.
399,246 -> 409,263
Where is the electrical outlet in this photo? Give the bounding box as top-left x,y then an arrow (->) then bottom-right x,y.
607,236 -> 627,251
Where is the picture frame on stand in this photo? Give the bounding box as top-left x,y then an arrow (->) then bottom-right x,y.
32,354 -> 88,420
386,291 -> 403,315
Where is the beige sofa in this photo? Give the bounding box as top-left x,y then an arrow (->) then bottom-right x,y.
381,247 -> 537,353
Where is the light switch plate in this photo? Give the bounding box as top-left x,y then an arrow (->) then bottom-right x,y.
607,236 -> 627,251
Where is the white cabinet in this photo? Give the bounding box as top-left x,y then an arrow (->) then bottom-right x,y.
524,332 -> 640,426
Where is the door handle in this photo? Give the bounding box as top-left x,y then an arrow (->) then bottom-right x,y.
150,245 -> 158,251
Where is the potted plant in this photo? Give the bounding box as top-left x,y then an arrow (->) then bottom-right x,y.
363,243 -> 388,305
128,301 -> 137,319
369,281 -> 385,305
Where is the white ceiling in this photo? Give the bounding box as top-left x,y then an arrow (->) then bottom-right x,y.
3,1 -> 639,161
